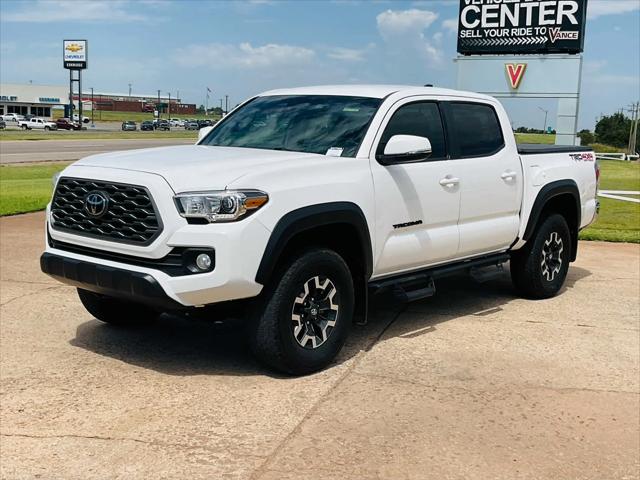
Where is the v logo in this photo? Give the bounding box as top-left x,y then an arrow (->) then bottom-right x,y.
506,63 -> 527,89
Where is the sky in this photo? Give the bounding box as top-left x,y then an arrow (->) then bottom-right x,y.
1,0 -> 639,130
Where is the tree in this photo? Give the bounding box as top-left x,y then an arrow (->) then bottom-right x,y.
577,129 -> 594,145
595,112 -> 638,148
196,104 -> 206,114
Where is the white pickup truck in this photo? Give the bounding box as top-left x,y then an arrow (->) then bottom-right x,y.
18,117 -> 57,131
41,85 -> 599,374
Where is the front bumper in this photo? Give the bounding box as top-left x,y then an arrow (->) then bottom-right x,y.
45,166 -> 271,307
40,252 -> 183,310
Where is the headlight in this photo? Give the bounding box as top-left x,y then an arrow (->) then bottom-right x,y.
174,190 -> 268,223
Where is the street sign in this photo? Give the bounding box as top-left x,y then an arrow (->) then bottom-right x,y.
63,40 -> 88,69
457,0 -> 587,55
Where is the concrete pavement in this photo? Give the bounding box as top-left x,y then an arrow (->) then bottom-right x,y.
1,212 -> 638,479
0,138 -> 194,164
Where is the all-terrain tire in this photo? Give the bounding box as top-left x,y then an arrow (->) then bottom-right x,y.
77,289 -> 159,325
247,249 -> 354,375
511,214 -> 572,299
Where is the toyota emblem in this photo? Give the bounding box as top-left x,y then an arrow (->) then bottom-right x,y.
84,191 -> 109,217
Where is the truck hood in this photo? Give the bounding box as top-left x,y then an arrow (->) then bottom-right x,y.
74,145 -> 323,192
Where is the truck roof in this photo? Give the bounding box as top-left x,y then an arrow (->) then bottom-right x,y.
260,84 -> 496,101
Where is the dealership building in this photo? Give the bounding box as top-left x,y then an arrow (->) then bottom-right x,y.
0,83 -> 197,118
0,83 -> 68,119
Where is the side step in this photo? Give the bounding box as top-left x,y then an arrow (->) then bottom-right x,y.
369,253 -> 510,303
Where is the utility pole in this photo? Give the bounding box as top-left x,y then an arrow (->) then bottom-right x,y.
128,83 -> 132,98
168,92 -> 171,118
538,106 -> 549,133
157,89 -> 161,120
225,95 -> 229,115
626,102 -> 639,155
90,87 -> 94,127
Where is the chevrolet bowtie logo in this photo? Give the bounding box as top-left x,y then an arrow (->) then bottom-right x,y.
65,43 -> 83,53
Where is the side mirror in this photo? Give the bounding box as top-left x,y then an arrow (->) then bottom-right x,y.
197,125 -> 214,143
377,135 -> 432,165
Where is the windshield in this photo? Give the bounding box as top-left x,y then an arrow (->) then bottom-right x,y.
200,95 -> 381,157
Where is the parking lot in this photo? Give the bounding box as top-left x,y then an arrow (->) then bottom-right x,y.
1,212 -> 638,479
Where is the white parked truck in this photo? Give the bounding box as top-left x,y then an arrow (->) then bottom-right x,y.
18,117 -> 57,131
41,85 -> 599,374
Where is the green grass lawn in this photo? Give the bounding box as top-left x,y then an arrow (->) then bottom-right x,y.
0,163 -> 69,216
579,159 -> 640,243
53,110 -> 221,123
1,158 -> 638,244
514,133 -> 556,144
0,130 -> 198,141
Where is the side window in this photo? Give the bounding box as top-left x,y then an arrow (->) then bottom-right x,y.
377,101 -> 447,160
444,102 -> 504,158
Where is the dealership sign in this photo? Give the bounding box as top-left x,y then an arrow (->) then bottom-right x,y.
457,0 -> 587,55
63,40 -> 88,69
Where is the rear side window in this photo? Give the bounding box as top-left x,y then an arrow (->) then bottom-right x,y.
377,102 -> 447,160
444,102 -> 504,158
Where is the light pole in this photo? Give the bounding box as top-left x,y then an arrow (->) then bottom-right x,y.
167,92 -> 171,118
538,106 -> 549,133
128,83 -> 132,98
90,87 -> 94,127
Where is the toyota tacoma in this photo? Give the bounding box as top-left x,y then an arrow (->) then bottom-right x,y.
41,85 -> 599,374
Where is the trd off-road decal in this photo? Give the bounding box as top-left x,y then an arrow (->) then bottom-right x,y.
569,152 -> 594,162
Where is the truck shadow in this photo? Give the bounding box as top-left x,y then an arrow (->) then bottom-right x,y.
69,265 -> 592,378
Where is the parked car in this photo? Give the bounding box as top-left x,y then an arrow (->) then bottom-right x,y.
0,119 -> 6,130
197,119 -> 213,129
156,120 -> 170,131
72,114 -> 90,124
121,121 -> 137,131
1,113 -> 24,122
55,118 -> 81,131
185,121 -> 199,130
169,118 -> 184,127
140,121 -> 155,131
18,117 -> 57,130
42,85 -> 599,375
24,114 -> 37,121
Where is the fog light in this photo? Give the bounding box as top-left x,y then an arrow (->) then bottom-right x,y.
195,253 -> 212,271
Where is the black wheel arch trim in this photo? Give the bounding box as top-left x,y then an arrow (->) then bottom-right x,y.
255,202 -> 373,285
523,179 -> 581,260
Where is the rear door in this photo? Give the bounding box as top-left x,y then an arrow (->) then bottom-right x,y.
441,101 -> 522,256
369,98 -> 461,277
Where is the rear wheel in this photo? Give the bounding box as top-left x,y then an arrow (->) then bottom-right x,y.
247,249 -> 354,375
511,214 -> 571,299
77,289 -> 159,325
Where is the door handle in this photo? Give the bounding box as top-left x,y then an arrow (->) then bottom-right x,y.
439,176 -> 460,187
501,170 -> 517,181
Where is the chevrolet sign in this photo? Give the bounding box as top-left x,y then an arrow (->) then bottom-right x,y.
63,39 -> 88,69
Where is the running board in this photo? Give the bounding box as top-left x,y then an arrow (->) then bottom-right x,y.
369,253 -> 510,303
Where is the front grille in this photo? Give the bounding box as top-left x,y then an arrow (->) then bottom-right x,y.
51,177 -> 162,245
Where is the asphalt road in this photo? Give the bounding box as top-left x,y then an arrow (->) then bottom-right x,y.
1,212 -> 638,479
0,138 -> 194,164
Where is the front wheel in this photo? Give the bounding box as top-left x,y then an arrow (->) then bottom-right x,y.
21,125 -> 28,130
44,126 -> 50,131
247,249 -> 354,375
511,214 -> 572,299
77,289 -> 159,326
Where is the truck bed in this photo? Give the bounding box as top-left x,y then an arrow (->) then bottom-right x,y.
518,144 -> 592,155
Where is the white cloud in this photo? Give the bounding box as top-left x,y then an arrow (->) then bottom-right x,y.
2,0 -> 148,22
442,18 -> 458,34
376,9 -> 443,63
587,0 -> 640,19
377,9 -> 439,39
327,46 -> 371,62
172,43 -> 316,69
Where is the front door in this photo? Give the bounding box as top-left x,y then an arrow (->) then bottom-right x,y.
369,98 -> 461,277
